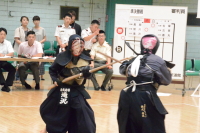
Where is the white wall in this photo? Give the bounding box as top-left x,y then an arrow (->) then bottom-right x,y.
0,0 -> 107,43
153,0 -> 200,59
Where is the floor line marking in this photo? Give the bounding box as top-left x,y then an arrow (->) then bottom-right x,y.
183,103 -> 199,108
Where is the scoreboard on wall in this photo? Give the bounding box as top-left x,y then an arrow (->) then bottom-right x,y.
113,4 -> 188,81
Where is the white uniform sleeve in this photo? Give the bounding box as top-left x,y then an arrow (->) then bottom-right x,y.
81,30 -> 88,39
73,29 -> 76,35
54,26 -> 59,37
7,41 -> 14,53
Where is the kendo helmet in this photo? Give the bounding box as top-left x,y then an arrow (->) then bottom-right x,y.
140,34 -> 160,54
67,34 -> 85,56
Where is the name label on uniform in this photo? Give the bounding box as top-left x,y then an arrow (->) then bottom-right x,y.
59,88 -> 70,105
141,104 -> 147,117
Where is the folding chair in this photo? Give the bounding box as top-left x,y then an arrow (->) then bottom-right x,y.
43,41 -> 56,56
87,70 -> 113,91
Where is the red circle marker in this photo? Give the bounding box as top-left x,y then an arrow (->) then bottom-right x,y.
116,27 -> 123,34
121,36 -> 125,40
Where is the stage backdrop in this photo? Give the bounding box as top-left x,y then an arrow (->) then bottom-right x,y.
113,4 -> 188,80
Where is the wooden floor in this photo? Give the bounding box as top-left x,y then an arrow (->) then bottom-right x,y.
0,73 -> 200,133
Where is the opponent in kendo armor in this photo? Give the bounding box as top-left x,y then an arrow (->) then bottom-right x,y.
117,34 -> 172,133
40,34 -> 96,133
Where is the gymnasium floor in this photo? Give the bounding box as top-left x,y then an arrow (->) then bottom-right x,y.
0,73 -> 200,133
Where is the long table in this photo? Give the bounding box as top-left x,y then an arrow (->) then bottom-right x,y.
0,57 -> 55,62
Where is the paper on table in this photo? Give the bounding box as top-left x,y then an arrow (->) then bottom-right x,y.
31,57 -> 41,59
0,56 -> 11,58
43,57 -> 56,59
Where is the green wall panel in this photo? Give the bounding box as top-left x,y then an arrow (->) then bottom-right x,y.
105,0 -> 153,45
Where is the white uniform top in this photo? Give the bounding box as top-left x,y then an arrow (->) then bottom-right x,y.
81,27 -> 96,50
54,24 -> 75,45
0,39 -> 14,55
90,41 -> 111,61
18,41 -> 43,56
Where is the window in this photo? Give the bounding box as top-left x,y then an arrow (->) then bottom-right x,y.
187,13 -> 200,26
60,6 -> 79,20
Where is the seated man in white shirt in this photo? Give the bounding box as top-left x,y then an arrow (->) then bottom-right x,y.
18,31 -> 43,90
90,30 -> 113,91
0,27 -> 16,92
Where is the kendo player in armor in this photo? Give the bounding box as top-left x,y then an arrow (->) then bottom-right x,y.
117,34 -> 172,133
40,34 -> 96,133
